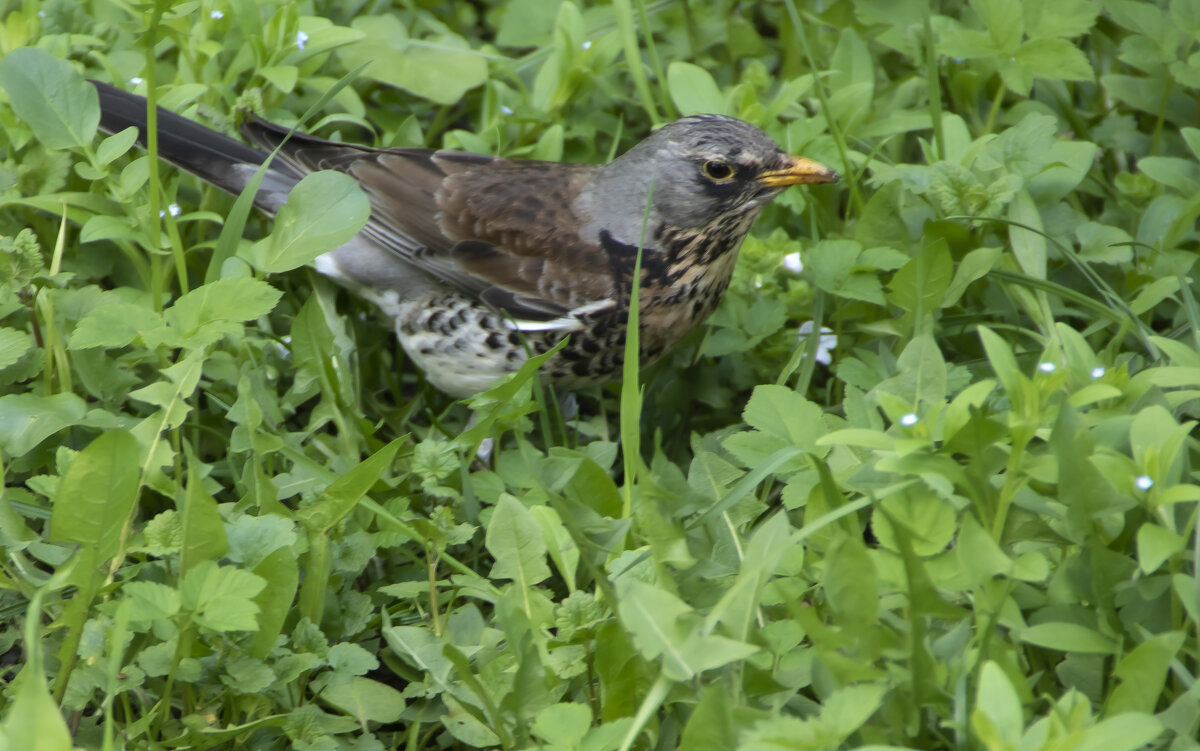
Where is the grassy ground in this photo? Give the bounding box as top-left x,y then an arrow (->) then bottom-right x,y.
1,0 -> 1199,749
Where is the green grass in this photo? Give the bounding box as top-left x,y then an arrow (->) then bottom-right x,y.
1,0 -> 1200,749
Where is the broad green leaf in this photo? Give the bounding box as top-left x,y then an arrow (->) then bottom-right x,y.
320,677 -> 405,724
179,560 -> 266,632
49,430 -> 138,562
532,702 -> 592,748
742,385 -> 827,450
616,579 -> 692,678
340,16 -> 487,105
122,581 -> 181,622
0,392 -> 88,457
822,683 -> 887,739
823,536 -> 877,625
1075,221 -> 1133,264
70,302 -> 163,349
887,239 -> 953,315
0,327 -> 32,370
165,277 -> 282,334
1,667 -> 73,751
1136,524 -> 1185,574
244,172 -> 369,273
486,494 -> 552,587
1015,38 -> 1095,83
248,547 -> 299,659
667,62 -> 727,115
1105,631 -> 1186,715
1020,622 -> 1117,653
0,47 -> 99,150
972,662 -> 1023,751
678,686 -> 735,751
382,625 -> 454,690
95,126 -> 138,165
1073,713 -> 1162,751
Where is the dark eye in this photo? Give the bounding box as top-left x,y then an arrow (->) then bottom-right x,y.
702,160 -> 734,182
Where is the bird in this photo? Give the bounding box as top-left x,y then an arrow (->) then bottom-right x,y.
91,80 -> 838,397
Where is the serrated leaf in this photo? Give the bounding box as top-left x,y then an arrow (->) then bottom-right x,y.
486,494 -> 551,587
0,327 -> 32,370
0,48 -> 99,150
70,302 -> 162,349
164,277 -> 282,335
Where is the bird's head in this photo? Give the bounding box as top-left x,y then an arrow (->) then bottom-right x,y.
616,114 -> 839,230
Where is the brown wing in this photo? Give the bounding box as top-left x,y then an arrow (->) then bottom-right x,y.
242,118 -> 617,322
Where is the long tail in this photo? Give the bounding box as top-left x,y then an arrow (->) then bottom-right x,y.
90,80 -> 298,202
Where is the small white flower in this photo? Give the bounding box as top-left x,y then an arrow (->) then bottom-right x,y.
900,413 -> 918,427
167,203 -> 181,217
754,279 -> 763,289
782,251 -> 803,273
130,76 -> 144,85
797,321 -> 836,366
582,40 -> 592,50
1090,366 -> 1105,379
211,10 -> 224,19
38,10 -> 46,17
1038,362 -> 1056,373
296,30 -> 309,50
499,105 -> 513,115
1135,475 -> 1154,491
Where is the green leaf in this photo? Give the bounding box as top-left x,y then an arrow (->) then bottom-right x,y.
2,666 -> 73,751
972,662 -> 1023,751
122,581 -> 181,622
49,430 -> 139,562
1015,38 -> 1095,83
531,702 -> 592,748
742,385 -> 827,450
340,16 -> 488,105
823,535 -> 877,626
70,301 -> 163,349
1075,221 -> 1133,264
486,494 -> 552,587
1073,713 -> 1162,751
0,327 -> 32,370
244,171 -> 370,273
320,677 -> 405,724
0,392 -> 88,457
165,277 -> 282,335
887,239 -> 953,315
0,47 -> 99,150
179,560 -> 266,632
667,62 -> 727,115
180,458 -> 229,575
1105,631 -> 1186,715
1007,189 -> 1045,279
96,126 -> 138,166
1020,622 -> 1117,654
808,239 -> 886,304
1136,524 -> 1185,574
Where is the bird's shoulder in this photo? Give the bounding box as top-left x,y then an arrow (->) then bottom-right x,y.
243,118 -> 620,324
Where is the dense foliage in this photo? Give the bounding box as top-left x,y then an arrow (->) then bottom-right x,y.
1,0 -> 1199,749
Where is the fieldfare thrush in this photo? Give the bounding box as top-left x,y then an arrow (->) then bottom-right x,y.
91,81 -> 838,396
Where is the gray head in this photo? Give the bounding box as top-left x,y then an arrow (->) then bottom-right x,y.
590,114 -> 838,233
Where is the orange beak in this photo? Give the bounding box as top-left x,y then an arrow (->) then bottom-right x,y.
758,156 -> 839,187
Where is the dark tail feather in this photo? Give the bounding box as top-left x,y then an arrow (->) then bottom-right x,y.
90,79 -> 273,193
